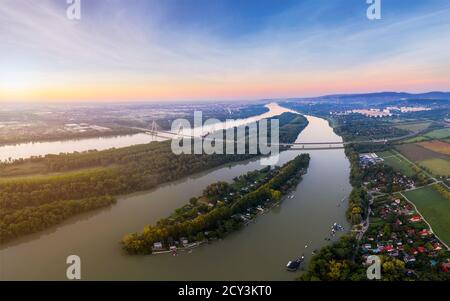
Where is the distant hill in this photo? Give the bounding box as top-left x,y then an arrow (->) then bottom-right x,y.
282,91 -> 450,104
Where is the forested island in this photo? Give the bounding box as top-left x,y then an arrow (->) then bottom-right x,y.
122,154 -> 310,254
0,113 -> 308,244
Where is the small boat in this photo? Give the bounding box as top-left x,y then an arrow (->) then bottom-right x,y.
286,255 -> 305,272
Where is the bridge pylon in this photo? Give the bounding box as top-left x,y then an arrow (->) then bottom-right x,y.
149,120 -> 158,136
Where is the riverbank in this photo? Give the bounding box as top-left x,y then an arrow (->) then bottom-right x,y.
298,114 -> 450,281
122,154 -> 310,255
0,112 -> 308,245
0,113 -> 352,280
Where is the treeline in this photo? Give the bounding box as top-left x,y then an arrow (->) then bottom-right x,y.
122,154 -> 310,254
0,113 -> 308,243
0,196 -> 115,244
432,183 -> 450,201
0,112 -> 307,174
333,114 -> 409,142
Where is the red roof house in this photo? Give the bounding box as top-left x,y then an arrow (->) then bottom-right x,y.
410,215 -> 421,222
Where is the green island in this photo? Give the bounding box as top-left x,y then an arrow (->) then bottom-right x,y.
0,112 -> 308,244
122,154 -> 310,254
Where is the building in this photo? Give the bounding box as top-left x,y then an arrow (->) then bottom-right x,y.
359,153 -> 384,166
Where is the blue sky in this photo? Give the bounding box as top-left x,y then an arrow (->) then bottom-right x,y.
1,0 -> 450,102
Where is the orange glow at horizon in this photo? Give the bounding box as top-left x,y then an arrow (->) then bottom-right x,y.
1,71 -> 449,103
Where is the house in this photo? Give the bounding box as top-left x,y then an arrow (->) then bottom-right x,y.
406,229 -> 416,236
180,237 -> 189,247
441,262 -> 450,273
371,248 -> 381,254
417,246 -> 426,253
404,255 -> 416,264
383,245 -> 395,253
153,242 -> 163,250
433,243 -> 442,251
410,215 -> 421,222
419,229 -> 430,236
363,244 -> 372,250
390,250 -> 399,257
405,269 -> 417,278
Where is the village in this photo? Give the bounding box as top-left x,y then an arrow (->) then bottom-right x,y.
359,153 -> 418,193
359,194 -> 450,277
355,153 -> 450,278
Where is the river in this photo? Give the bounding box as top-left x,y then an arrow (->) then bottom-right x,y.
0,103 -> 293,162
0,112 -> 352,280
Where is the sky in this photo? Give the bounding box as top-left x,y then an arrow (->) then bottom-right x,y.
1,0 -> 450,103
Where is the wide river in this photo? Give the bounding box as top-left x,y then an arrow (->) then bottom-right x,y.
0,103 -> 293,162
0,111 -> 352,280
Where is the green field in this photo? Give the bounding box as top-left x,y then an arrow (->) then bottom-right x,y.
404,128 -> 450,143
418,158 -> 450,177
404,136 -> 430,143
424,128 -> 450,139
377,150 -> 417,177
404,186 -> 450,246
394,122 -> 431,132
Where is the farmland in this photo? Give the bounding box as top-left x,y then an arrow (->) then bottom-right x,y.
419,159 -> 450,177
395,142 -> 450,177
396,143 -> 442,161
403,127 -> 450,143
424,128 -> 450,139
404,186 -> 450,246
377,150 -> 418,177
418,140 -> 450,156
394,122 -> 431,132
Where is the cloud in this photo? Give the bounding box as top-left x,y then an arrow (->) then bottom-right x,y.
1,0 -> 449,101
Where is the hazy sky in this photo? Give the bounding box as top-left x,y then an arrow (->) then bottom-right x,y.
1,0 -> 450,102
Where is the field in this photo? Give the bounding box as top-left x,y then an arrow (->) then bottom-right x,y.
404,127 -> 450,143
424,128 -> 450,139
404,186 -> 450,246
418,140 -> 450,156
395,143 -> 439,161
377,150 -> 417,177
395,143 -> 450,177
419,159 -> 450,177
394,122 -> 431,132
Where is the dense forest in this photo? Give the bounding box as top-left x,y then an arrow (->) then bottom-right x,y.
0,196 -> 115,243
122,154 -> 310,254
0,113 -> 308,244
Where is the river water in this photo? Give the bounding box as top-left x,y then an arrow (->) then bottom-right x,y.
0,113 -> 351,280
0,103 -> 293,162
